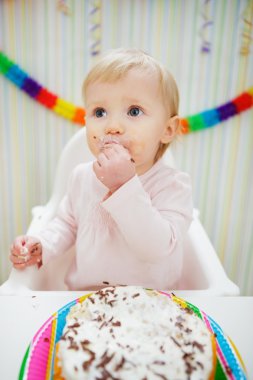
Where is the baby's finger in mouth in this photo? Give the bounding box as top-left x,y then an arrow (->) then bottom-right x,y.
16,253 -> 31,262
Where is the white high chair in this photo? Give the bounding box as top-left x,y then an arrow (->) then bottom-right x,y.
0,128 -> 239,295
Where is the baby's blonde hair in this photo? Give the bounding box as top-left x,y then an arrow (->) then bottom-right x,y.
82,48 -> 180,161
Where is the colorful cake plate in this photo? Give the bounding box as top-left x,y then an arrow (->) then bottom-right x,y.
18,291 -> 247,380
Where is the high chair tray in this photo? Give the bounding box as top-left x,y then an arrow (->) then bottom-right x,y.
19,290 -> 247,380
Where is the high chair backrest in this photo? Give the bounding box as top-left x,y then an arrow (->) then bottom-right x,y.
46,128 -> 93,216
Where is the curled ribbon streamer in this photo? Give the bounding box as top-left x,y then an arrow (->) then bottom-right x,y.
240,1 -> 253,56
0,50 -> 252,131
89,0 -> 102,57
199,0 -> 213,53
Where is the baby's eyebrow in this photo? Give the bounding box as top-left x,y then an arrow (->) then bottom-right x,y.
86,102 -> 104,107
123,97 -> 142,103
123,97 -> 150,108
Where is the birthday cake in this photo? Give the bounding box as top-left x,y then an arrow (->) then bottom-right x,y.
53,286 -> 216,379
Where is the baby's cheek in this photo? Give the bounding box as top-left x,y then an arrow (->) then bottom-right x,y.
128,132 -> 145,154
86,135 -> 99,157
128,139 -> 145,157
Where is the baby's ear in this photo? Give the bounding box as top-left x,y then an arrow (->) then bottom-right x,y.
160,116 -> 180,144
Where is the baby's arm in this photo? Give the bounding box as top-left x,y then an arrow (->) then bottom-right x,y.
102,171 -> 193,262
34,195 -> 77,265
93,143 -> 192,262
9,168 -> 78,269
9,200 -> 76,269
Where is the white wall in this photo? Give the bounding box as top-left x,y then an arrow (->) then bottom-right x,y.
0,0 -> 252,293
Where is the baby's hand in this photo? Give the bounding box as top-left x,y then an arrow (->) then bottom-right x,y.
93,143 -> 136,193
10,235 -> 42,269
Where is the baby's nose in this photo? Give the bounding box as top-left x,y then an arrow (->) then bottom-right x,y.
105,125 -> 124,135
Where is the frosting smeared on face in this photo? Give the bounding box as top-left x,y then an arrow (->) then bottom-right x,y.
96,135 -> 131,151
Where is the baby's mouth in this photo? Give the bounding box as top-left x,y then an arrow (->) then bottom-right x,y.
96,135 -> 135,162
100,135 -> 120,146
97,135 -> 130,150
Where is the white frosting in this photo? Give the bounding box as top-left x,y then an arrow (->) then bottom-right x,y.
20,246 -> 30,262
21,246 -> 29,254
56,286 -> 214,380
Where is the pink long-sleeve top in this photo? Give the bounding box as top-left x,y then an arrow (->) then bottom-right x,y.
37,159 -> 193,290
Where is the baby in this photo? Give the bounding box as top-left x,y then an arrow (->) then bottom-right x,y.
10,48 -> 193,290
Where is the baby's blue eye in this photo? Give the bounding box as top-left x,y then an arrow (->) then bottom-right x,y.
128,107 -> 143,117
95,108 -> 106,118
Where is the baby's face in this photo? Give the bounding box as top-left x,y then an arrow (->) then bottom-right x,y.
85,68 -> 175,175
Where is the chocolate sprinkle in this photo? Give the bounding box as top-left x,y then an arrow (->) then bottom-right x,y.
185,361 -> 196,375
175,321 -> 184,330
153,360 -> 166,365
114,356 -> 126,371
82,348 -> 96,371
99,321 -> 108,330
196,361 -> 204,369
96,350 -> 115,369
68,339 -> 79,351
159,345 -> 165,353
192,341 -> 205,353
112,321 -> 121,327
81,339 -> 91,350
153,373 -> 168,380
171,336 -> 181,347
108,300 -> 117,307
95,368 -> 120,380
68,322 -> 81,329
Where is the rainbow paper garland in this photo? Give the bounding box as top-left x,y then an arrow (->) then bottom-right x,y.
0,50 -> 252,132
180,87 -> 253,134
0,50 -> 85,125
